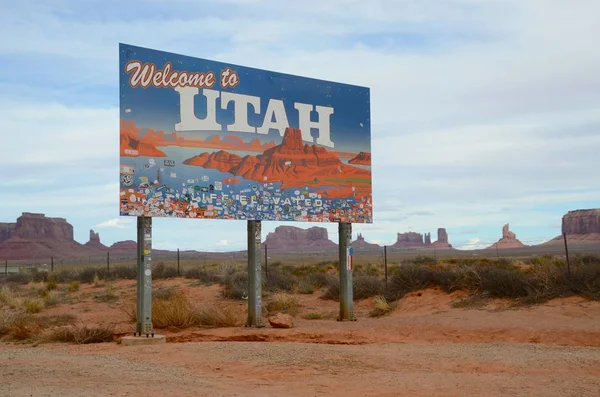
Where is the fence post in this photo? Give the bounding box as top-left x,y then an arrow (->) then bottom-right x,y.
51,256 -> 54,273
496,243 -> 499,260
563,232 -> 571,277
177,248 -> 180,276
106,251 -> 110,275
384,245 -> 388,290
4,259 -> 7,276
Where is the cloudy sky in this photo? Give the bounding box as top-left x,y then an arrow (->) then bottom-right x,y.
1,0 -> 599,251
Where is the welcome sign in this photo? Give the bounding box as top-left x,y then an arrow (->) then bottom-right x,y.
119,43 -> 372,223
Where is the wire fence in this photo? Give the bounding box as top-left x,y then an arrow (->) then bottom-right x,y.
1,233 -> 598,277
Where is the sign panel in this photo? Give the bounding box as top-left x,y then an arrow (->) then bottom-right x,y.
119,43 -> 372,223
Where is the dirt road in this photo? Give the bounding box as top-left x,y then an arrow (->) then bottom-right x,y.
1,341 -> 599,397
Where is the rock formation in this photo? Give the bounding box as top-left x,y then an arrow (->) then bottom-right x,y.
0,213 -> 85,260
544,208 -> 600,245
486,223 -> 527,249
0,223 -> 16,244
424,232 -> 432,247
392,232 -> 424,248
348,152 -> 371,165
431,228 -> 452,248
183,127 -> 371,194
84,229 -> 108,251
120,120 -> 167,157
263,225 -> 337,250
562,209 -> 600,236
352,233 -> 381,249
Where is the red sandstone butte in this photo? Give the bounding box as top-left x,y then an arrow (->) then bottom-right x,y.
486,224 -> 527,249
183,127 -> 370,191
348,151 -> 371,165
183,150 -> 243,172
120,120 -> 166,158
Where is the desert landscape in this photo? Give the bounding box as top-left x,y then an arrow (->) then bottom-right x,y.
1,250 -> 600,396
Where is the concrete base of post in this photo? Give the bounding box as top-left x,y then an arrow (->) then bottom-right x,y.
120,334 -> 166,346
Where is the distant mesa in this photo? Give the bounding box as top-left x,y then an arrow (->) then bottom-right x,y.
183,127 -> 372,196
352,233 -> 380,249
263,225 -> 337,250
109,240 -> 138,252
486,223 -> 527,249
392,232 -> 424,248
120,120 -> 167,158
0,213 -> 86,260
431,228 -> 452,249
348,152 -> 371,165
544,208 -> 600,245
391,228 -> 453,249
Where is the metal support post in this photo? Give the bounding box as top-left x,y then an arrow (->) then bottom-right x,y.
338,222 -> 356,321
246,220 -> 264,327
177,248 -> 180,276
135,216 -> 154,337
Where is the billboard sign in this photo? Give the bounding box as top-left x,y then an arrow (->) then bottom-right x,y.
119,43 -> 372,223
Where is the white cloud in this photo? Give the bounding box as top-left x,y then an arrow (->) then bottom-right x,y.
97,218 -> 134,229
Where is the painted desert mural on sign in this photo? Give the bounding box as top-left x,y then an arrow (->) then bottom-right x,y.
119,43 -> 372,223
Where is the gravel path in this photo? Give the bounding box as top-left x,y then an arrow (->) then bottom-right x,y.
1,342 -> 599,396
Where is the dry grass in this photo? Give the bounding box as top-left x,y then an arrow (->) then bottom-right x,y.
39,325 -> 114,344
23,299 -> 43,313
68,281 -> 80,292
369,296 -> 397,318
194,306 -> 242,327
266,293 -> 299,317
302,312 -> 326,320
124,288 -> 242,329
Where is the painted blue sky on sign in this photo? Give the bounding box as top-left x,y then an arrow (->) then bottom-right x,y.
119,44 -> 371,153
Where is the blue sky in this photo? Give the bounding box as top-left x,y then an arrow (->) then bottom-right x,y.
1,0 -> 599,251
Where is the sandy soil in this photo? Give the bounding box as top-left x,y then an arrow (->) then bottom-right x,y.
1,278 -> 600,396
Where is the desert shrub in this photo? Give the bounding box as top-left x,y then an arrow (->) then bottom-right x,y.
412,256 -> 437,266
46,279 -> 58,291
0,308 -> 22,335
76,268 -> 106,284
184,267 -> 221,284
43,290 -> 60,306
369,296 -> 397,317
28,268 -> 49,283
266,293 -> 299,316
222,271 -> 248,300
386,265 -> 435,300
322,274 -> 382,301
93,273 -> 101,287
6,272 -> 30,284
354,263 -> 380,277
572,254 -> 600,267
40,325 -> 114,344
354,275 -> 384,300
23,299 -> 43,313
151,289 -> 196,328
110,266 -> 137,280
68,280 -> 80,292
264,267 -> 298,292
54,270 -> 77,283
194,306 -> 241,327
95,284 -> 118,302
152,262 -> 178,279
297,278 -> 315,294
0,286 -> 19,308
